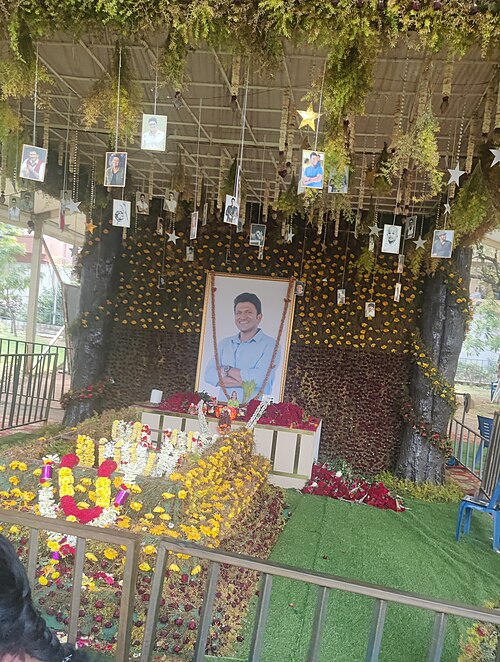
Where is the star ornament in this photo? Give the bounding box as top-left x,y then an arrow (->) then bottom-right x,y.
86,220 -> 97,234
413,235 -> 427,250
167,230 -> 179,245
490,148 -> 500,167
297,104 -> 320,131
66,200 -> 81,214
447,162 -> 465,186
368,224 -> 382,237
444,202 -> 451,215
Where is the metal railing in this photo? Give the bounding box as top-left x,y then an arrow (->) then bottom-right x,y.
0,337 -> 70,400
1,508 -> 500,662
448,417 -> 488,480
0,351 -> 58,430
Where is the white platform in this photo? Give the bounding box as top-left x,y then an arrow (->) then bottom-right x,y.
138,406 -> 321,489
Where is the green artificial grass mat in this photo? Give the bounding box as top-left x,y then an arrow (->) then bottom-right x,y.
234,494 -> 500,662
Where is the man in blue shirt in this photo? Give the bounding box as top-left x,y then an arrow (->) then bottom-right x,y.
302,152 -> 324,189
205,292 -> 281,403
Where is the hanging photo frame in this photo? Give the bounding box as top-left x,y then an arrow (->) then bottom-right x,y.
337,289 -> 346,305
301,149 -> 325,190
394,283 -> 402,302
186,246 -> 195,262
156,217 -> 164,236
224,195 -> 239,226
157,274 -> 166,290
190,211 -> 199,240
327,166 -> 349,193
20,145 -> 47,182
250,223 -> 266,247
295,281 -> 305,297
365,301 -> 376,318
104,152 -> 127,188
381,224 -> 401,254
19,191 -> 34,213
141,114 -> 167,151
8,195 -> 20,221
164,190 -> 179,214
136,192 -> 150,215
202,202 -> 208,226
112,199 -> 131,228
405,215 -> 417,239
397,254 -> 405,274
431,229 -> 454,259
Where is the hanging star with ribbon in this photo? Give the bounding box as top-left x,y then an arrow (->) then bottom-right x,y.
447,162 -> 465,186
286,229 -> 295,243
86,220 -> 97,234
70,245 -> 79,257
297,104 -> 320,131
368,224 -> 382,237
66,199 -> 81,214
490,148 -> 500,167
167,230 -> 179,245
444,202 -> 451,215
413,235 -> 427,250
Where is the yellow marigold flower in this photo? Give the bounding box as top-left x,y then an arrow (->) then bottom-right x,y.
169,563 -> 180,572
85,552 -> 98,562
144,513 -> 154,520
143,545 -> 156,555
0,465 -> 5,471
170,472 -> 183,481
162,492 -> 175,499
75,484 -> 87,493
160,513 -> 171,521
9,476 -> 19,486
76,502 -> 90,509
191,565 -> 202,575
32,468 -> 42,476
130,485 -> 142,494
130,501 -> 142,511
139,562 -> 151,572
9,525 -> 20,534
116,517 -> 131,529
38,576 -> 49,586
113,476 -> 122,489
23,491 -> 35,501
177,490 -> 187,500
51,572 -> 60,580
81,477 -> 92,485
104,548 -> 118,560
153,506 -> 165,513
66,515 -> 77,522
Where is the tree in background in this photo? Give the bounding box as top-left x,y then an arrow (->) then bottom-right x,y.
0,223 -> 29,336
463,299 -> 500,357
37,285 -> 64,326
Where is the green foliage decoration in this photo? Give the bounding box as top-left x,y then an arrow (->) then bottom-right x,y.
376,471 -> 464,503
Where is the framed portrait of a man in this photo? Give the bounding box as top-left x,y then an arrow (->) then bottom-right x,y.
19,191 -> 34,213
20,145 -> 47,183
112,199 -> 131,228
249,223 -> 266,247
301,150 -> 325,190
104,152 -> 127,188
224,195 -> 239,226
327,166 -> 349,194
381,224 -> 402,254
431,229 -> 454,259
195,273 -> 296,404
141,114 -> 167,152
136,191 -> 150,215
164,190 -> 179,214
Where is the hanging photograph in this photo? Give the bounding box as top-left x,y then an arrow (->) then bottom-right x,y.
141,114 -> 167,151
249,223 -> 266,247
60,190 -> 74,211
19,145 -> 47,182
136,192 -> 150,215
190,211 -> 199,240
186,246 -> 195,262
368,236 -> 375,252
156,217 -> 164,236
394,283 -> 402,302
405,215 -> 417,239
295,280 -> 305,297
7,195 -> 20,221
157,274 -> 166,290
258,245 -> 264,260
19,191 -> 34,213
195,273 -> 296,404
381,224 -> 401,254
224,194 -> 239,226
104,152 -> 127,188
112,199 -> 131,228
397,254 -> 405,274
301,150 -> 325,189
337,289 -> 346,305
164,190 -> 179,214
202,202 -> 208,226
431,229 -> 454,259
365,301 -> 376,318
327,166 -> 349,194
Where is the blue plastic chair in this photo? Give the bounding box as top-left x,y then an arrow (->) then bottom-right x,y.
455,479 -> 500,552
475,415 -> 494,466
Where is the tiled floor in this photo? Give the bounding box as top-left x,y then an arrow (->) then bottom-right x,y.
445,464 -> 481,496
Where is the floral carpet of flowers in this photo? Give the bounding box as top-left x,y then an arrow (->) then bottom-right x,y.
0,427 -> 285,658
302,463 -> 405,512
458,601 -> 500,662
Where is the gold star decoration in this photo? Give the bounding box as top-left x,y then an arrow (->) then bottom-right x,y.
86,220 -> 97,234
297,103 -> 320,131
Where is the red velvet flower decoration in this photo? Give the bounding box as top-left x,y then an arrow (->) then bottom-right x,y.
60,454 -> 80,469
97,459 -> 118,478
60,496 -> 104,524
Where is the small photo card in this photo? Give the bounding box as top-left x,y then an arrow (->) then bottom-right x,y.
295,280 -> 305,297
224,194 -> 239,226
381,224 -> 401,254
190,211 -> 199,240
327,166 -> 349,194
186,246 -> 195,262
397,254 -> 405,274
20,144 -> 47,182
301,149 -> 325,190
250,223 -> 266,247
164,190 -> 179,214
405,215 -> 417,239
337,289 -> 346,305
365,301 -> 376,318
394,283 -> 402,302
112,199 -> 131,228
141,114 -> 167,152
136,192 -> 150,215
431,229 -> 454,259
104,152 -> 127,188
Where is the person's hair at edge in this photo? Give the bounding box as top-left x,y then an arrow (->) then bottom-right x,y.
309,152 -> 318,158
148,116 -> 157,124
0,534 -> 93,661
233,292 -> 262,316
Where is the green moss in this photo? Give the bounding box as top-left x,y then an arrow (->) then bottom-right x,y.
376,470 -> 465,503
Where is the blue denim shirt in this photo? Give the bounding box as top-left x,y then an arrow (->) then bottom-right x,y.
204,329 -> 281,402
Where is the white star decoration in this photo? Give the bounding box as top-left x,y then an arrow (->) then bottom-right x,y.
286,230 -> 295,243
444,202 -> 451,215
66,200 -> 81,214
368,224 -> 382,237
167,230 -> 179,245
447,162 -> 465,186
413,236 -> 427,250
490,149 -> 500,167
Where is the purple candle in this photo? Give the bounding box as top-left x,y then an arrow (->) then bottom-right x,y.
41,465 -> 52,481
114,489 -> 129,507
51,552 -> 60,561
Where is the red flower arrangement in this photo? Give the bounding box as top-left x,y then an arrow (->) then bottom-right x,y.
303,464 -> 405,512
401,403 -> 453,457
243,400 -> 320,430
60,381 -> 110,409
157,391 -> 203,412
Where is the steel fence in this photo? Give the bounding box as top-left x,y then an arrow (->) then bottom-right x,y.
448,417 -> 488,480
